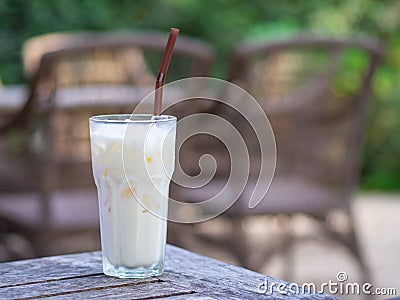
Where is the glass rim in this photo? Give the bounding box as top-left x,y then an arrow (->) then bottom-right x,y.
89,114 -> 177,124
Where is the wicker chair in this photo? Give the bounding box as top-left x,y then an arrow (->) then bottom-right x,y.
171,36 -> 385,282
0,31 -> 214,259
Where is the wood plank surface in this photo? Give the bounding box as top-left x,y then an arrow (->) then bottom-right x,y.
0,252 -> 102,288
0,245 -> 337,299
163,246 -> 337,300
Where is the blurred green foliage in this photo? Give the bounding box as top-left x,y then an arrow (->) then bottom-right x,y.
0,0 -> 399,190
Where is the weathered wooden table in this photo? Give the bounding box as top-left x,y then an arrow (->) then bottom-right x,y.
0,245 -> 336,299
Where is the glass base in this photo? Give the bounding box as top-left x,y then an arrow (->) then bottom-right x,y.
103,257 -> 163,279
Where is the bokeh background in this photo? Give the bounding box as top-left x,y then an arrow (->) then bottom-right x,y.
1,0 -> 399,190
0,1 -> 399,299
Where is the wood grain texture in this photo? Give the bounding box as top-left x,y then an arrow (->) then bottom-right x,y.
163,246 -> 337,300
0,245 -> 337,299
0,252 -> 102,288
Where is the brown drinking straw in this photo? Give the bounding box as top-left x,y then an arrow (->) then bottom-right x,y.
153,28 -> 179,116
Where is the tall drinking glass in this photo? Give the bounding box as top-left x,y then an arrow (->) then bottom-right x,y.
89,114 -> 176,278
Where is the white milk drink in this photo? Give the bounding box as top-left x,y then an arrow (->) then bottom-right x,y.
90,114 -> 176,278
